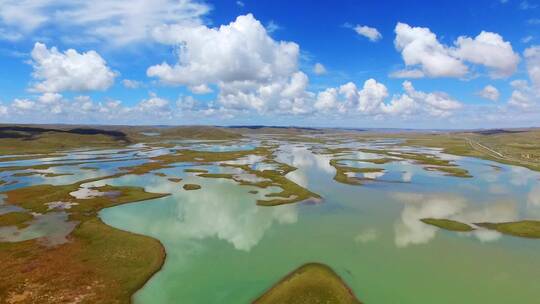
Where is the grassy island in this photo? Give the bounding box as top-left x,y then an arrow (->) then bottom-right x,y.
254,263 -> 362,304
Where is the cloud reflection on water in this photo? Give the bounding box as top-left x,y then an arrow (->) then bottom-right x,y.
393,192 -> 518,247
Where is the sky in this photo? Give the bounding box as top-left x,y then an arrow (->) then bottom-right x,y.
0,0 -> 539,128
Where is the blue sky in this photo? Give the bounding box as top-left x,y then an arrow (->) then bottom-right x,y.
0,0 -> 539,128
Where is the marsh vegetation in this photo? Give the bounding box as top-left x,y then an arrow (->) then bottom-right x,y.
1,125 -> 539,303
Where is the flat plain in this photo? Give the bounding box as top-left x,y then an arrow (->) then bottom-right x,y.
1,125 -> 540,303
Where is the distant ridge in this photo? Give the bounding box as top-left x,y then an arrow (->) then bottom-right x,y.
227,125 -> 319,131
0,126 -> 128,141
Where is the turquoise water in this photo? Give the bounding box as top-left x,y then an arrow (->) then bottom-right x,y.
2,139 -> 540,303
98,142 -> 540,303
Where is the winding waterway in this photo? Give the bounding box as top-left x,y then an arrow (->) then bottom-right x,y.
95,141 -> 540,303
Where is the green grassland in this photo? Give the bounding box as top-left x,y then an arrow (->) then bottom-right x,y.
421,218 -> 474,232
0,176 -> 169,303
1,125 -> 540,303
475,221 -> 540,238
0,212 -> 34,229
396,129 -> 540,172
253,263 -> 362,304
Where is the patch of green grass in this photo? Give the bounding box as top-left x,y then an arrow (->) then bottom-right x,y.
0,175 -> 169,303
330,159 -> 384,185
255,170 -> 321,206
0,217 -> 165,304
253,263 -> 362,304
0,212 -> 33,228
0,129 -> 128,155
184,168 -> 209,173
475,220 -> 540,238
424,166 -> 472,178
167,177 -> 182,183
197,173 -> 235,179
1,180 -> 169,217
421,218 -> 474,232
401,130 -> 540,172
183,184 -> 201,190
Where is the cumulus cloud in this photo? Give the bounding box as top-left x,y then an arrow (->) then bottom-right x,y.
30,42 -> 116,93
148,14 -> 298,86
313,62 -> 327,75
453,31 -> 520,78
11,98 -> 35,111
354,25 -> 382,42
315,79 -> 461,117
507,46 -> 540,109
3,92 -> 187,123
394,23 -> 519,79
189,84 -> 212,94
525,46 -> 540,88
358,79 -> 389,113
477,85 -> 500,101
148,14 -> 313,115
0,0 -> 210,45
394,22 -> 468,78
508,80 -> 537,109
137,93 -> 171,117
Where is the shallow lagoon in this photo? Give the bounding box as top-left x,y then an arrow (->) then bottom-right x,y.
99,141 -> 540,303
2,139 -> 540,303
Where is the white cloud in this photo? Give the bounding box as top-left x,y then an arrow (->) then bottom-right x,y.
453,31 -> 520,78
395,22 -> 468,78
394,22 -> 519,79
389,69 -> 425,79
508,80 -> 536,108
524,45 -> 540,88
149,14 -> 298,87
0,104 -> 7,116
217,71 -> 313,114
0,0 -> 210,45
148,14 -> 312,115
314,87 -> 339,112
390,81 -> 462,117
189,84 -> 212,94
315,79 -> 461,118
236,1 -> 245,7
30,42 -> 116,93
354,25 -> 382,42
12,98 -> 35,111
38,92 -> 63,104
507,46 -> 540,109
358,79 -> 389,113
122,79 -> 142,89
137,93 -> 171,117
477,85 -> 500,101
313,62 -> 327,75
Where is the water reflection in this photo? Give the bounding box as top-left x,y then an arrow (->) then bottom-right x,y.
171,186 -> 297,251
0,211 -> 77,245
393,192 -> 518,247
103,177 -> 298,252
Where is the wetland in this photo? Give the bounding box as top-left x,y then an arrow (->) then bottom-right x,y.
1,125 -> 540,303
